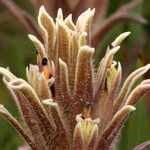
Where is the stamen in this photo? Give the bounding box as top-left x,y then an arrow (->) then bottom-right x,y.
81,101 -> 93,119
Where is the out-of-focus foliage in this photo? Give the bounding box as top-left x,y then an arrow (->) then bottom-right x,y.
0,2 -> 36,148
0,0 -> 149,149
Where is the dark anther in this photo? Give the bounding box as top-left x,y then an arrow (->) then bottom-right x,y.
81,101 -> 94,119
81,115 -> 85,119
42,57 -> 48,66
109,44 -> 114,49
84,101 -> 93,109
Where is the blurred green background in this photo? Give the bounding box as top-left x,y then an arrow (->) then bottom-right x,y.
0,0 -> 150,149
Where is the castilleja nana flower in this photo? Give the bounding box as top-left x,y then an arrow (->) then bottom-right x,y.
0,6 -> 150,150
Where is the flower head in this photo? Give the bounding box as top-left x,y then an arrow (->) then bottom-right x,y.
0,6 -> 150,150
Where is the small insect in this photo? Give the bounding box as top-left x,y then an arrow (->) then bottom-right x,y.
81,101 -> 93,119
42,57 -> 53,79
41,57 -> 56,97
36,51 -> 55,97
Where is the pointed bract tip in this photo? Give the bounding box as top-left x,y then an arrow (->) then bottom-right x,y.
58,8 -> 63,13
146,64 -> 150,68
117,61 -> 122,69
0,104 -> 7,113
80,45 -> 95,54
123,31 -> 131,36
69,14 -> 72,18
65,14 -> 72,21
58,58 -> 67,66
42,99 -> 58,107
119,31 -> 131,40
141,79 -> 150,85
85,8 -> 91,13
38,5 -> 51,28
141,64 -> 150,72
0,104 -> 4,109
112,32 -> 131,47
39,5 -> 45,13
91,8 -> 95,14
28,34 -> 36,40
125,105 -> 136,111
58,58 -> 63,64
0,67 -> 16,81
57,8 -> 63,20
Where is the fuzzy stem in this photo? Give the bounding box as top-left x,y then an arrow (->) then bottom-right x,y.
0,105 -> 36,150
